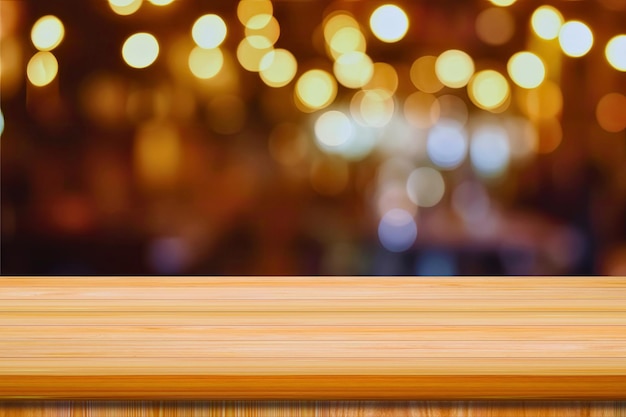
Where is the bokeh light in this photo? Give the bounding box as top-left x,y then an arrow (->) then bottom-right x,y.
147,237 -> 190,274
559,21 -> 593,57
333,51 -> 374,88
328,26 -> 366,60
259,49 -> 297,87
596,93 -> 626,132
468,69 -> 510,111
295,69 -> 337,111
507,52 -> 546,89
237,0 -> 273,26
435,49 -> 474,88
148,0 -> 175,5
236,36 -> 273,72
192,14 -> 227,49
518,80 -> 563,120
188,46 -> 223,79
406,167 -> 445,208
365,62 -> 398,97
470,124 -> 511,177
135,121 -> 181,188
315,110 -> 353,149
531,5 -> 563,40
245,15 -> 280,46
0,109 -> 5,137
489,0 -> 516,6
438,95 -> 469,127
535,117 -> 563,153
475,7 -> 515,45
427,121 -> 468,169
452,181 -> 491,225
108,0 -> 142,16
410,56 -> 443,93
122,33 -> 159,69
369,4 -> 409,43
26,51 -> 58,87
31,15 -> 64,51
378,208 -> 417,252
605,35 -> 626,71
403,92 -> 440,129
350,89 -> 395,127
323,12 -> 360,46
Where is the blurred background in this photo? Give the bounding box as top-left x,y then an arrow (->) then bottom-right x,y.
1,0 -> 625,275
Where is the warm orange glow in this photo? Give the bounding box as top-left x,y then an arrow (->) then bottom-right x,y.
596,93 -> 626,132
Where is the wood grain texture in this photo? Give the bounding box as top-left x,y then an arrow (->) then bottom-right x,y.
0,401 -> 625,417
2,277 -> 626,399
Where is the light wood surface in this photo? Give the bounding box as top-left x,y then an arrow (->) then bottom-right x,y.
2,277 -> 626,399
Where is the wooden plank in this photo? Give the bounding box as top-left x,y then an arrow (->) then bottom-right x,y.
2,276 -> 626,399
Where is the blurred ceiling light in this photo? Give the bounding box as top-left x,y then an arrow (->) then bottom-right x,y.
531,5 -> 563,40
596,93 -> 626,132
475,7 -> 515,45
606,35 -> 626,71
0,110 -> 4,137
108,0 -> 142,16
410,56 -> 443,93
369,4 -> 409,43
333,51 -> 374,88
192,14 -> 227,49
237,0 -> 273,27
468,69 -> 510,111
435,49 -> 474,88
406,167 -> 445,208
245,15 -> 280,46
259,49 -> 297,87
26,51 -> 58,87
403,92 -> 440,129
236,37 -> 273,71
122,33 -> 159,69
489,0 -> 516,6
188,46 -> 224,79
147,0 -> 174,5
31,15 -> 64,51
295,69 -> 337,111
559,21 -> 593,57
507,52 -> 546,88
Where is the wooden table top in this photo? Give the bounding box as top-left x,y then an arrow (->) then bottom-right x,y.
2,276 -> 626,399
